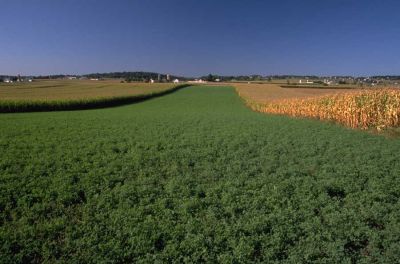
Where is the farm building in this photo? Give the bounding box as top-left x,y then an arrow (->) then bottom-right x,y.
299,79 -> 313,84
188,79 -> 206,83
173,79 -> 179,83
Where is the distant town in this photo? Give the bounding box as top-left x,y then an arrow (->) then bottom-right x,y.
1,72 -> 400,87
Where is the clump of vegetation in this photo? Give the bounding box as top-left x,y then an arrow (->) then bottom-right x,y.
1,86 -> 400,262
246,89 -> 400,129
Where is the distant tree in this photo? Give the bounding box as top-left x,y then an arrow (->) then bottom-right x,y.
207,74 -> 215,82
81,72 -> 186,81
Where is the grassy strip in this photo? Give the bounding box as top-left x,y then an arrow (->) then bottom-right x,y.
238,88 -> 400,130
0,84 -> 191,113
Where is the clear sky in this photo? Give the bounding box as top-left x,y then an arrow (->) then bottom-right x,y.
1,0 -> 399,76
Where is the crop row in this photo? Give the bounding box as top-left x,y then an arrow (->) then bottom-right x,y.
0,84 -> 190,113
243,89 -> 400,129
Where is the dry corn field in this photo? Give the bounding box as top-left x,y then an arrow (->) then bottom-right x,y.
0,80 -> 177,101
241,88 -> 400,130
0,80 -> 185,112
233,83 -> 361,103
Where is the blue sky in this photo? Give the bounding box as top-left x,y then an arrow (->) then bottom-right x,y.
1,0 -> 399,76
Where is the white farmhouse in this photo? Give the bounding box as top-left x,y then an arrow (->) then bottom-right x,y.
299,79 -> 314,84
188,79 -> 207,84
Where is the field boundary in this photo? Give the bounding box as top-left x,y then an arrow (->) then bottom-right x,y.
0,84 -> 191,113
280,85 -> 358,89
233,86 -> 265,112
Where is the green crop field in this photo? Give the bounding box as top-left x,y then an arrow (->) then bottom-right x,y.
1,86 -> 400,262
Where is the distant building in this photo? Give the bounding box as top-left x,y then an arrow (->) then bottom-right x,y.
188,79 -> 206,84
173,79 -> 179,84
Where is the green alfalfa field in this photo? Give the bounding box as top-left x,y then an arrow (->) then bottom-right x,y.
1,86 -> 400,263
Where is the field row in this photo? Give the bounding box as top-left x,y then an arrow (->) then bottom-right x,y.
233,83 -> 361,103
2,81 -> 400,131
0,80 -> 178,100
0,81 -> 188,112
242,88 -> 400,130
